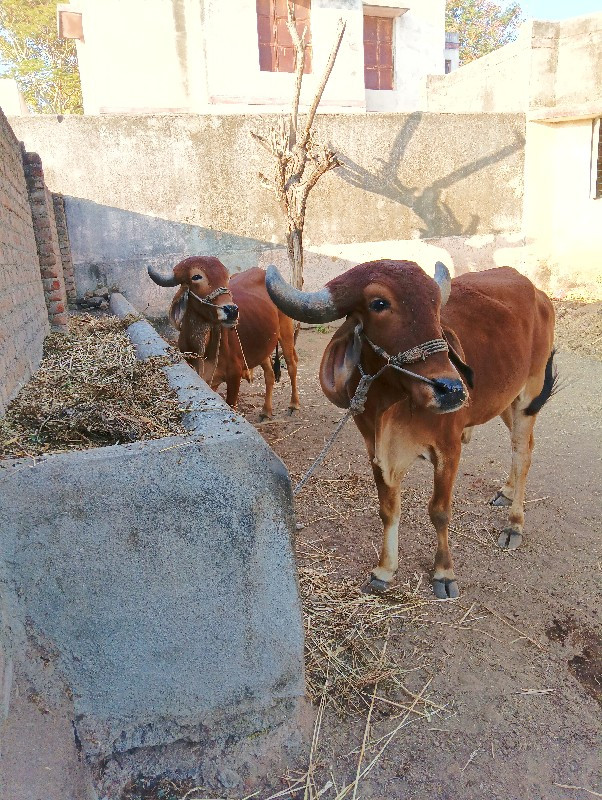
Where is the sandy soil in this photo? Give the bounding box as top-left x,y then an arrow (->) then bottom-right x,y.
229,300 -> 602,800
553,300 -> 602,361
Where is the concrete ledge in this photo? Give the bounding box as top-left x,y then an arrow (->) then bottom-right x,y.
0,298 -> 308,799
110,291 -> 226,425
529,103 -> 602,123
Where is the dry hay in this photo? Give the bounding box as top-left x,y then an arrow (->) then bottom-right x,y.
0,313 -> 186,459
294,472 -> 379,528
297,539 -> 426,715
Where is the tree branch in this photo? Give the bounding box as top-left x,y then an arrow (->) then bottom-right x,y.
250,131 -> 273,153
286,0 -> 307,149
299,18 -> 346,149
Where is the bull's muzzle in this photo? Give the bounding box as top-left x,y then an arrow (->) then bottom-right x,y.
219,303 -> 239,327
431,377 -> 466,413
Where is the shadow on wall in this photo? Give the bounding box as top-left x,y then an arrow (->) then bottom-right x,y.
337,112 -> 526,238
64,196 -> 284,317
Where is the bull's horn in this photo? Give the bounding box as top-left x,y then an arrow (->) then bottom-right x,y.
434,261 -> 451,307
265,265 -> 341,324
147,265 -> 178,287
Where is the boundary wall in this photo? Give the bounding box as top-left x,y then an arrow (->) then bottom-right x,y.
8,111 -> 527,316
0,109 -> 75,416
0,110 -> 48,415
426,14 -> 602,298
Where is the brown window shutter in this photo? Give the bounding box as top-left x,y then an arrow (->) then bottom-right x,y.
363,14 -> 394,90
256,0 -> 312,73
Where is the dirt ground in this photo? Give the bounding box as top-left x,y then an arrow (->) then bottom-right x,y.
228,300 -> 602,800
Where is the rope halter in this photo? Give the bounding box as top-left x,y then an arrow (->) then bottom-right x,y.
349,326 -> 450,415
293,328 -> 451,495
187,285 -> 231,307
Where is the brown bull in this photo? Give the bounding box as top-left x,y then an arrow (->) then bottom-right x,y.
266,260 -> 556,599
148,257 -> 300,419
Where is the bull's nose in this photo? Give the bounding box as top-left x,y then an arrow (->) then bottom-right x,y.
223,304 -> 238,320
432,378 -> 466,412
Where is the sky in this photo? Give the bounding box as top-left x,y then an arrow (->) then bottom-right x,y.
517,0 -> 602,20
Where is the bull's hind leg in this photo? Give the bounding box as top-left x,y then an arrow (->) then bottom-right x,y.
491,406 -> 515,507
277,311 -> 300,415
430,443 -> 461,599
258,356 -> 276,421
497,401 -> 537,550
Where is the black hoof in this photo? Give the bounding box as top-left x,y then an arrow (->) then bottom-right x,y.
433,578 -> 459,600
362,574 -> 390,594
491,491 -> 512,507
258,413 -> 271,422
497,529 -> 523,550
287,407 -> 299,417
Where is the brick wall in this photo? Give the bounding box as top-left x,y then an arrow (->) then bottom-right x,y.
52,193 -> 76,303
0,109 -> 49,416
22,152 -> 69,331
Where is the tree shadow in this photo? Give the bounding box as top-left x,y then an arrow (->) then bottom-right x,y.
336,111 -> 526,239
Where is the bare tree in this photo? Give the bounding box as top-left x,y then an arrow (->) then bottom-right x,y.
252,2 -> 346,290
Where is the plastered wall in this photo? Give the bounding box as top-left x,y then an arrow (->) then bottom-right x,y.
9,111 -> 526,315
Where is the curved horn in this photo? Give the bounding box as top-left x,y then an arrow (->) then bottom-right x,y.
434,261 -> 452,307
147,265 -> 178,288
265,265 -> 341,324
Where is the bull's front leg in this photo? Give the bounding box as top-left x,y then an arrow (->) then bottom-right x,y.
222,374 -> 241,409
429,443 -> 461,599
258,356 -> 275,421
366,463 -> 404,592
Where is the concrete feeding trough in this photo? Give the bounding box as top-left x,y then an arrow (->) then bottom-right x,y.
0,294 -> 309,799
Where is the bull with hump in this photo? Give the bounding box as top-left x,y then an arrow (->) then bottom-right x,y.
148,256 -> 300,419
266,260 -> 556,599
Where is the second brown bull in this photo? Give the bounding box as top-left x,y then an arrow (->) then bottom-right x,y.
148,256 -> 300,419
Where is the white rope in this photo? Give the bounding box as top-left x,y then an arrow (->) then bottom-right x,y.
202,325 -> 221,386
293,408 -> 353,496
293,365 -> 387,496
234,325 -> 250,374
292,330 -> 449,496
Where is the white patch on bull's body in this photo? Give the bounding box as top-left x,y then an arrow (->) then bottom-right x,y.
373,406 -> 423,487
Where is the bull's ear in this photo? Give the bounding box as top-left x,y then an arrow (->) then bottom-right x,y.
319,317 -> 363,409
443,326 -> 474,389
169,287 -> 188,331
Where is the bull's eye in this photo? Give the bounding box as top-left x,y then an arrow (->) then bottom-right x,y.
369,298 -> 390,312
191,274 -> 204,281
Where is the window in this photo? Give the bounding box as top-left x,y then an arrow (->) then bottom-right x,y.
256,0 -> 312,74
363,15 -> 394,90
445,59 -> 452,74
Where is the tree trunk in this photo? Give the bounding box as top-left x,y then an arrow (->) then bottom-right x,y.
288,227 -> 304,290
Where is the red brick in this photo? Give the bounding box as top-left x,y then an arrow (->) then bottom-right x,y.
50,312 -> 69,330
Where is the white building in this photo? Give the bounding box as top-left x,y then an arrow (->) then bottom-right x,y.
57,0 -> 446,114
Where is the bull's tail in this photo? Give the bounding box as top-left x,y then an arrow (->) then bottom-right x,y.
524,349 -> 558,416
273,342 -> 282,382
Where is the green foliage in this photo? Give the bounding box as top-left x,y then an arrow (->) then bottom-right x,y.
446,0 -> 524,65
0,0 -> 82,113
